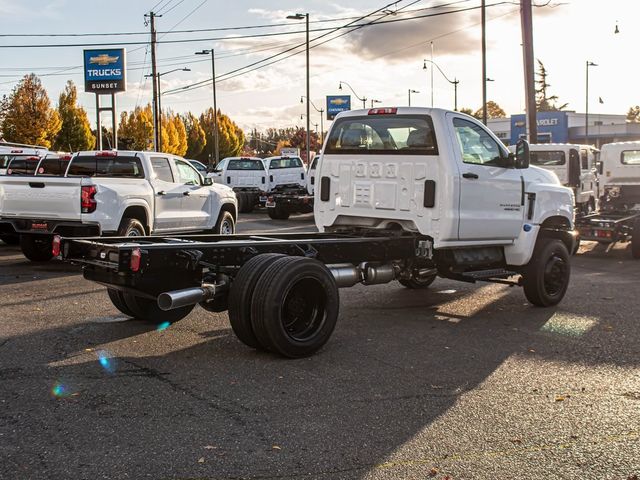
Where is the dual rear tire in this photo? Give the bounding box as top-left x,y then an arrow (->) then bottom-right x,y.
228,254 -> 339,357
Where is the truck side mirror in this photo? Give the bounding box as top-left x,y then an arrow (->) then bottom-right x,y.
202,177 -> 213,186
514,139 -> 530,169
596,161 -> 603,175
568,149 -> 581,187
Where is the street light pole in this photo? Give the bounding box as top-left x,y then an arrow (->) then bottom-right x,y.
423,59 -> 459,110
408,89 -> 419,107
287,13 -> 310,163
146,67 -> 191,152
339,81 -> 367,108
301,96 -> 325,148
195,49 -> 219,164
481,0 -> 487,125
585,61 -> 598,146
370,99 -> 382,108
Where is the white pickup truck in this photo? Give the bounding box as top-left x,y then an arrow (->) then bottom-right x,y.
210,156 -> 268,213
60,107 -> 577,358
0,150 -> 237,261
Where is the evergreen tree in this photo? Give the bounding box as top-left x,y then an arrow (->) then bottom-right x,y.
535,59 -> 568,111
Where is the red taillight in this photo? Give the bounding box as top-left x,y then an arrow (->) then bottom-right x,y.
81,185 -> 97,213
368,108 -> 397,115
95,151 -> 118,157
61,155 -> 72,161
52,235 -> 61,257
130,248 -> 141,272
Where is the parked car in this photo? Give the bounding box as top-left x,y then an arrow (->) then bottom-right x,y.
0,150 -> 237,261
187,159 -> 209,176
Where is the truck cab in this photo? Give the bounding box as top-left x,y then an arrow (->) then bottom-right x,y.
315,107 -> 575,275
263,155 -> 306,192
509,143 -> 598,214
598,141 -> 640,211
210,156 -> 268,212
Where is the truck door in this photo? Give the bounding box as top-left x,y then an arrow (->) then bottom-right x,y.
174,159 -> 210,230
149,156 -> 184,231
448,115 -> 524,241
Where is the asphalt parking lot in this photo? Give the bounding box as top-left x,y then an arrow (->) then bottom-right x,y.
1,212 -> 639,479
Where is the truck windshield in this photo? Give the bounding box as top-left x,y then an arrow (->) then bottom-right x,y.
325,115 -> 438,155
621,150 -> 640,165
67,155 -> 145,178
228,159 -> 264,170
530,151 -> 566,166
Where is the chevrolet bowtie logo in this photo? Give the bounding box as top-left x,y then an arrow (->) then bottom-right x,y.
89,54 -> 119,66
330,98 -> 349,105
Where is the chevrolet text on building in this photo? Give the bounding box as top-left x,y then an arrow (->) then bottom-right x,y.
83,49 -> 126,93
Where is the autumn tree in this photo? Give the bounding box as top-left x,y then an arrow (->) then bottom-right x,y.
117,105 -> 154,150
183,112 -> 206,159
160,112 -> 187,156
459,107 -> 474,116
198,108 -> 244,162
473,101 -> 506,120
289,127 -> 321,152
535,60 -> 567,112
53,80 -> 95,152
626,106 -> 640,123
1,74 -> 61,148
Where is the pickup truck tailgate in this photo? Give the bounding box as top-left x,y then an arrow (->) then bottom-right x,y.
0,176 -> 84,220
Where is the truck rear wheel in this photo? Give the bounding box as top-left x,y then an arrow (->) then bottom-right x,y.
20,234 -> 53,262
398,273 -> 437,289
250,256 -> 339,358
227,253 -> 285,349
632,218 -> 640,259
117,218 -> 145,237
267,205 -> 290,220
107,288 -> 136,317
122,292 -> 194,325
242,193 -> 255,213
0,234 -> 19,245
522,238 -> 571,307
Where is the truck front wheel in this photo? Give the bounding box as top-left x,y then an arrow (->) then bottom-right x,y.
250,256 -> 339,358
631,218 -> 640,259
20,234 -> 54,262
214,211 -> 235,235
522,238 -> 571,307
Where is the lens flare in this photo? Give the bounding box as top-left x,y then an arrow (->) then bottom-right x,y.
96,350 -> 117,374
51,380 -> 74,399
157,321 -> 171,331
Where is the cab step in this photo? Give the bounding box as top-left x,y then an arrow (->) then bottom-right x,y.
461,268 -> 519,283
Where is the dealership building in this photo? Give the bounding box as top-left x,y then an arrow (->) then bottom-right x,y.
487,111 -> 640,147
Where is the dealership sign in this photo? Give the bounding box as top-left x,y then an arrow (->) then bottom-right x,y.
83,49 -> 126,93
326,95 -> 351,120
510,111 -> 568,144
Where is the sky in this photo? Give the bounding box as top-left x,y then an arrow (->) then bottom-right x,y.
0,0 -> 635,133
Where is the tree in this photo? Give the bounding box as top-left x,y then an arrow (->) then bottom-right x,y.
53,80 -> 95,152
535,59 -> 567,112
627,106 -> 640,123
473,101 -> 506,120
289,127 -> 320,153
198,108 -> 244,162
117,105 -> 153,150
183,112 -> 206,159
459,107 -> 474,116
160,112 -> 187,156
1,74 -> 61,148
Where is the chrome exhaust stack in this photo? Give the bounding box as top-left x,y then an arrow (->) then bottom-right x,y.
158,285 -> 218,311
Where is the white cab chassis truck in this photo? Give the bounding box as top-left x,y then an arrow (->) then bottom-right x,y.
576,141 -> 640,258
61,108 -> 576,358
210,156 -> 268,213
263,155 -> 311,220
0,150 -> 237,261
508,143 -> 599,216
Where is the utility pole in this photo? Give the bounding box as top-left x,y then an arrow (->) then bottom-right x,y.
146,11 -> 161,152
196,49 -> 219,164
481,0 -> 487,125
520,0 -> 537,142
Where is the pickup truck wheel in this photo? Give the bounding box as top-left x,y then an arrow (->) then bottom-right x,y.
214,211 -> 235,235
267,205 -> 290,220
107,288 -> 136,317
227,253 -> 285,349
0,234 -> 19,245
522,239 -> 571,307
122,292 -> 194,324
251,256 -> 339,358
243,194 -> 255,213
631,218 -> 640,259
19,234 -> 53,262
236,193 -> 245,213
117,218 -> 145,237
398,273 -> 437,289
